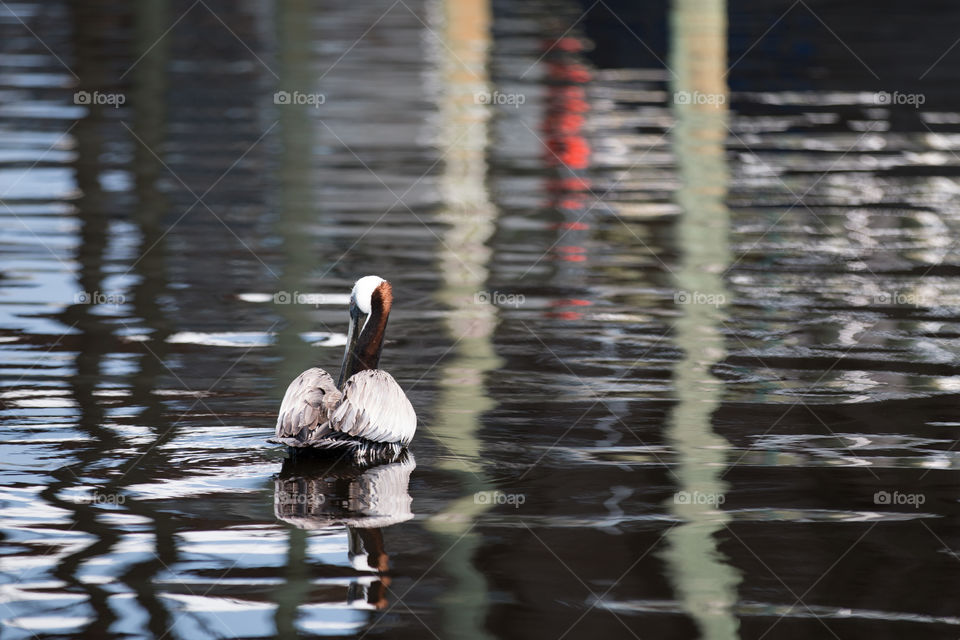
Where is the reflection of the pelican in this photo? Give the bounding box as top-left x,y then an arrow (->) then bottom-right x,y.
274,452 -> 415,610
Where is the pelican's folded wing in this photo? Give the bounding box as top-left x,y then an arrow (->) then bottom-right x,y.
274,368 -> 342,444
330,369 -> 417,445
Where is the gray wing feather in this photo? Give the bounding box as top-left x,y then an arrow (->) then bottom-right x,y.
330,369 -> 417,445
274,368 -> 342,443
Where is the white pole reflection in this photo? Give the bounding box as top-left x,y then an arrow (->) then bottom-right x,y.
663,0 -> 742,637
424,0 -> 500,638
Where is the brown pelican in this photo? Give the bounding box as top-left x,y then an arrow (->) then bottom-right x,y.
269,276 -> 416,463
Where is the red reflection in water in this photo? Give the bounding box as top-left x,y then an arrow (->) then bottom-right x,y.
547,221 -> 590,231
544,311 -> 583,320
545,297 -> 592,320
546,176 -> 592,193
544,36 -> 586,53
538,35 -> 594,320
543,60 -> 591,170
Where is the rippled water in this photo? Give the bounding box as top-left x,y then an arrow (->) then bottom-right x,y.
1,0 -> 959,638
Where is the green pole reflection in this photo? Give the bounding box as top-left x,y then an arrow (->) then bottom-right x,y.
664,0 -> 742,637
272,1 -> 318,635
273,0 -> 322,384
423,0 -> 499,638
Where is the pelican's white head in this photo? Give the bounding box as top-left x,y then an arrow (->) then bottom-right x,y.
351,275 -> 386,314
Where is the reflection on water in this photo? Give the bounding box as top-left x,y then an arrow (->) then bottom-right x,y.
274,454 -> 416,613
661,1 -> 740,639
1,0 -> 960,637
426,0 -> 499,638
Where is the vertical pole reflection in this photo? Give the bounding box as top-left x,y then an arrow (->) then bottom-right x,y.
424,0 -> 499,638
272,0 -> 316,635
116,3 -> 183,638
664,0 -> 741,638
54,4 -> 118,635
273,0 -> 321,383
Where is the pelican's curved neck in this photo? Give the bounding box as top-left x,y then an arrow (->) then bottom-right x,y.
338,283 -> 392,387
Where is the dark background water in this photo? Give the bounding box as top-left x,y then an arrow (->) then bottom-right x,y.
1,0 -> 960,638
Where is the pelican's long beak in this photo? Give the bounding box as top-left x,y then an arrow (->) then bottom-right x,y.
338,302 -> 369,387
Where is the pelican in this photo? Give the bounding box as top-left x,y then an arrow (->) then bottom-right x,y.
269,276 -> 416,463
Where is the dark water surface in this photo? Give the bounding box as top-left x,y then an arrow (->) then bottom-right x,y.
1,0 -> 959,638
